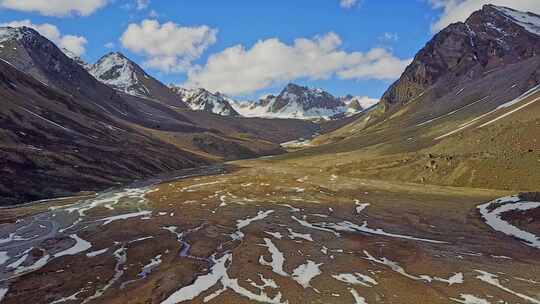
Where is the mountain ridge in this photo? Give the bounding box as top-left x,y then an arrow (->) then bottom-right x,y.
89,51 -> 187,108
169,86 -> 239,116
379,4 -> 540,112
232,82 -> 377,120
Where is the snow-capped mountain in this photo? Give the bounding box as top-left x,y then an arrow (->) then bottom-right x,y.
89,52 -> 186,107
62,48 -> 91,70
170,86 -> 239,116
233,83 -> 378,120
339,95 -> 380,114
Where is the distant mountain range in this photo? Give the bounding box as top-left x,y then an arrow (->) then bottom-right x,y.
84,52 -> 374,120
232,83 -> 378,120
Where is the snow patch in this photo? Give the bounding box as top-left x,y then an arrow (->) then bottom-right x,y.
292,260 -> 323,288
54,234 -> 92,258
259,238 -> 288,277
478,195 -> 540,249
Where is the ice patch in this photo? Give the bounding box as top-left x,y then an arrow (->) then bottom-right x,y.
291,216 -> 340,237
332,273 -> 378,287
265,231 -> 283,239
364,251 -> 462,285
14,252 -> 50,275
450,294 -> 491,304
248,274 -> 279,290
86,248 -> 108,257
354,200 -> 370,214
475,270 -> 540,304
287,228 -> 313,242
280,204 -> 301,212
100,211 -> 152,226
0,251 -> 9,265
162,253 -> 287,304
0,287 -> 8,302
292,260 -> 323,289
311,220 -> 446,243
54,234 -> 92,258
237,210 -> 274,230
180,181 -> 222,192
478,196 -> 540,249
259,238 -> 288,277
139,254 -> 162,278
65,187 -> 151,217
349,288 -> 368,304
50,290 -> 86,304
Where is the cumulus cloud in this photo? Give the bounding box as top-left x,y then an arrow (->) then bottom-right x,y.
120,19 -> 217,72
340,0 -> 359,9
185,32 -> 411,96
429,0 -> 540,32
0,0 -> 108,17
1,20 -> 87,56
337,48 -> 411,80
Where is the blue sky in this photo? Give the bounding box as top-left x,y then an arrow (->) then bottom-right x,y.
0,0 -> 539,100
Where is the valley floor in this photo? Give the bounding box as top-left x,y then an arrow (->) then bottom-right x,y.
0,159 -> 539,304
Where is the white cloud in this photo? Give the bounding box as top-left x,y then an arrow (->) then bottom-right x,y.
136,0 -> 150,10
379,32 -> 399,42
0,0 -> 108,17
352,96 -> 380,109
120,19 -> 217,72
104,42 -> 115,49
428,0 -> 540,32
1,20 -> 87,56
185,32 -> 411,96
340,0 -> 359,9
337,48 -> 411,80
59,35 -> 87,56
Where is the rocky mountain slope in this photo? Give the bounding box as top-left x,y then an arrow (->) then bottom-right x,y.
169,86 -> 239,116
0,26 -> 320,205
89,52 -> 187,108
283,5 -> 540,192
380,4 -> 540,112
233,83 -> 377,120
0,55 -> 204,205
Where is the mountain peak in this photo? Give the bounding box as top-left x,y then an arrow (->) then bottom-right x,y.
170,85 -> 239,116
89,51 -> 148,97
284,82 -> 305,91
483,5 -> 540,36
89,52 -> 187,108
103,51 -> 130,61
234,83 -> 369,120
0,26 -> 39,43
380,5 -> 540,110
